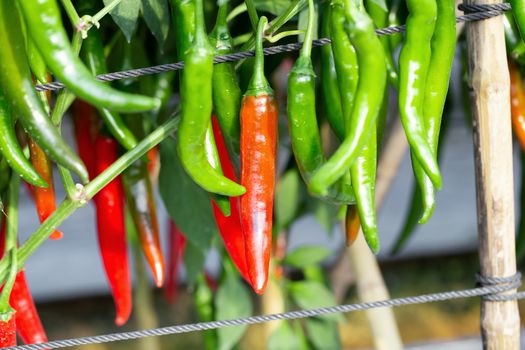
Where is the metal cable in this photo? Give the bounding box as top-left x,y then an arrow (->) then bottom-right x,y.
3,272 -> 523,350
34,3 -> 511,93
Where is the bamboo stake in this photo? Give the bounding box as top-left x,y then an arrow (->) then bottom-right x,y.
347,118 -> 407,350
465,0 -> 520,348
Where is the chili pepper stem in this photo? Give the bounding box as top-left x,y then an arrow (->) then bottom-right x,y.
60,0 -> 82,28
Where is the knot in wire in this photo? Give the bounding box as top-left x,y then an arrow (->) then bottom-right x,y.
475,272 -> 522,301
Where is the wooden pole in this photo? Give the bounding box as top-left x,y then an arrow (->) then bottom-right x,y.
465,0 -> 520,348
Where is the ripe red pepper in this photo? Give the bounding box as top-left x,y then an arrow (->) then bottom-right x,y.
72,100 -> 99,180
164,220 -> 186,304
240,17 -> 278,294
28,138 -> 63,240
124,160 -> 165,288
509,60 -> 525,151
10,272 -> 48,345
0,315 -> 16,347
0,210 -> 47,346
211,117 -> 250,283
94,135 -> 132,326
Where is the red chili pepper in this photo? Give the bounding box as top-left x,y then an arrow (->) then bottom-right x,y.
0,315 -> 16,347
0,215 -> 47,346
147,146 -> 159,175
94,135 -> 132,326
239,17 -> 278,294
164,220 -> 186,304
28,138 -> 63,240
211,117 -> 250,283
124,160 -> 165,287
72,100 -> 99,180
509,60 -> 525,151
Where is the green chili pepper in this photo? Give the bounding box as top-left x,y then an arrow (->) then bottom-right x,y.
388,0 -> 403,52
504,13 -> 525,65
287,0 -> 355,205
365,0 -> 398,87
0,0 -> 88,184
517,152 -> 525,261
308,0 -> 387,197
0,92 -> 46,187
177,0 -> 245,198
320,3 -> 345,141
17,0 -> 159,113
398,0 -> 441,190
210,3 -> 243,165
330,3 -> 359,131
410,0 -> 455,224
511,0 -> 525,42
82,28 -> 138,151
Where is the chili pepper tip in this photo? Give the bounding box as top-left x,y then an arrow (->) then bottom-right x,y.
152,262 -> 165,288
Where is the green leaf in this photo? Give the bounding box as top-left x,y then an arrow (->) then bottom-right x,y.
215,271 -> 252,350
254,0 -> 293,16
159,138 -> 217,250
283,246 -> 331,269
184,241 -> 206,286
305,318 -> 341,350
104,0 -> 141,42
288,281 -> 342,321
141,0 -> 170,47
275,169 -> 304,232
267,321 -> 301,350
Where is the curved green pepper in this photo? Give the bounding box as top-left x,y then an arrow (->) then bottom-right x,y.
82,28 -> 138,151
0,92 -> 46,187
411,0 -> 455,224
308,0 -> 386,197
17,0 -> 159,113
210,4 -> 242,165
177,0 -> 245,198
0,0 -> 88,183
320,3 -> 345,141
398,0 -> 441,189
511,0 -> 525,42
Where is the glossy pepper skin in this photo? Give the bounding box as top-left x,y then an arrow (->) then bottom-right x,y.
345,205 -> 361,246
28,138 -> 63,240
510,60 -> 525,151
82,27 -> 138,151
124,160 -> 165,287
398,0 -> 442,189
287,0 -> 355,206
17,0 -> 159,113
511,0 -> 525,41
330,3 -> 359,131
504,13 -> 525,65
211,4 -> 243,164
411,0 -> 455,224
0,91 -> 45,187
72,101 -> 99,180
309,0 -> 386,197
0,221 -> 48,346
211,117 -> 250,282
176,0 -> 245,199
240,17 -> 278,294
320,4 -> 345,141
0,0 -> 89,184
94,136 -> 132,326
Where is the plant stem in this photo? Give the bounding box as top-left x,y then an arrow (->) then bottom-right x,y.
0,176 -> 19,314
0,115 -> 181,281
60,0 -> 81,28
58,166 -> 78,199
244,0 -> 259,31
300,0 -> 315,57
266,29 -> 304,43
227,3 -> 247,23
92,0 -> 123,24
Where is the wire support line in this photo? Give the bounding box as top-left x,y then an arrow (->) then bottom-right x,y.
3,272 -> 523,350
34,3 -> 511,93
